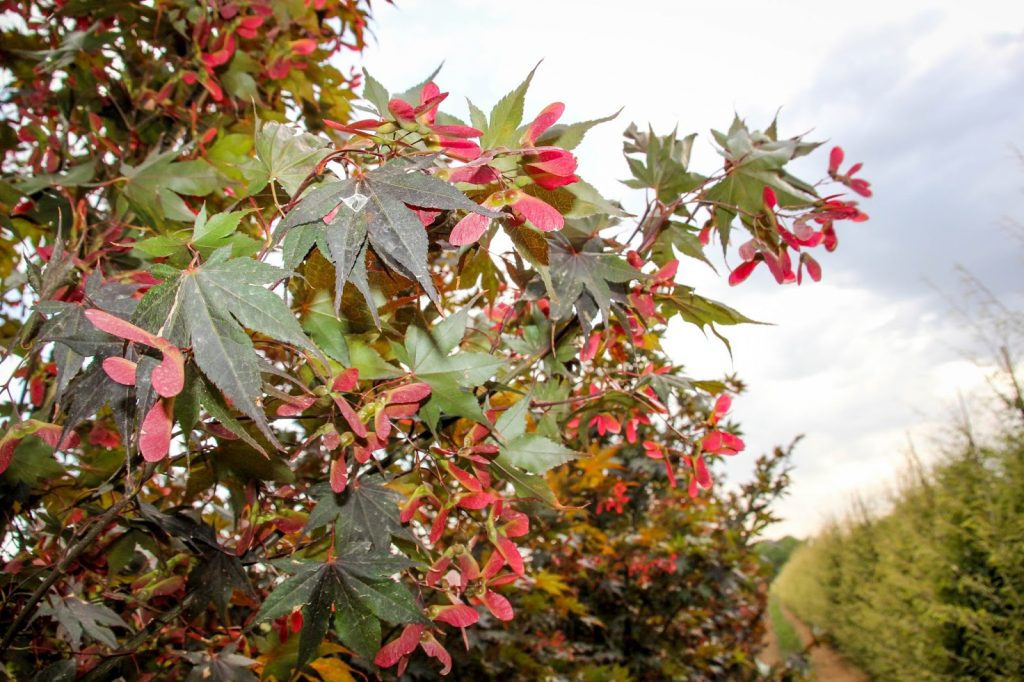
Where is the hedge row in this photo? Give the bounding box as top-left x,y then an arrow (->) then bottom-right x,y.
773,415 -> 1024,680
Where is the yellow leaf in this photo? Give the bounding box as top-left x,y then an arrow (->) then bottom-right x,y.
307,656 -> 357,682
534,570 -> 570,597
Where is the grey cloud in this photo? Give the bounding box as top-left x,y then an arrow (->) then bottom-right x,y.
788,16 -> 1024,300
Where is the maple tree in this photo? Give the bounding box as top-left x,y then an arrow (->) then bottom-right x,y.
0,1 -> 870,679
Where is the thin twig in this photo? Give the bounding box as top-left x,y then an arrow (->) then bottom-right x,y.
0,462 -> 157,651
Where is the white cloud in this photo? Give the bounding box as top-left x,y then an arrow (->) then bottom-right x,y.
668,276 -> 997,537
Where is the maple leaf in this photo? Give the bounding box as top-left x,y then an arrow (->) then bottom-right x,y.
659,284 -> 760,355
134,205 -> 260,262
622,124 -> 705,200
705,116 -> 820,248
132,252 -> 321,447
36,272 -> 139,401
37,594 -> 129,651
538,235 -> 641,327
253,120 -> 332,197
184,645 -> 259,682
186,548 -> 254,620
305,476 -> 412,552
498,433 -> 577,475
57,364 -> 132,447
255,544 -> 426,667
275,158 -> 499,318
488,394 -> 577,504
534,108 -> 622,151
397,312 -> 503,426
476,63 -> 538,149
120,147 -> 222,227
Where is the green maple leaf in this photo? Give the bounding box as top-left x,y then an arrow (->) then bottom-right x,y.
490,393 -> 576,503
491,456 -> 561,506
38,594 -> 129,651
534,108 -> 621,151
255,544 -> 425,667
360,69 -> 390,115
135,206 -> 259,262
275,158 -> 498,319
480,63 -> 538,148
661,285 -> 761,355
120,147 -> 222,227
405,324 -> 503,387
253,121 -> 332,197
17,158 -> 95,195
705,116 -> 821,248
499,433 -> 576,475
544,236 -> 640,323
305,477 -> 410,551
652,221 -> 716,271
401,316 -> 503,423
132,252 -> 321,447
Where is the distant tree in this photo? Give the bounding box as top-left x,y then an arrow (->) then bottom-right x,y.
757,535 -> 803,578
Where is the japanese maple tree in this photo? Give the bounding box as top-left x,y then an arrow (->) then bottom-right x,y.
0,1 -> 870,679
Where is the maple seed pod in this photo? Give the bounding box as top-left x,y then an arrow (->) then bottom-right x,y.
338,431 -> 355,447
313,385 -> 329,397
377,122 -> 397,134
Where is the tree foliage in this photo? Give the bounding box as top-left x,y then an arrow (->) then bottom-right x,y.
0,1 -> 871,678
446,441 -> 800,681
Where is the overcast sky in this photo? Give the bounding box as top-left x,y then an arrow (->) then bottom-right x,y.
359,0 -> 1024,537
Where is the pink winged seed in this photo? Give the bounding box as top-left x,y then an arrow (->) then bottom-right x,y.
449,213 -> 490,246
150,344 -> 185,398
139,399 -> 173,462
522,102 -> 565,145
102,357 -> 139,386
85,308 -> 158,346
510,192 -> 563,232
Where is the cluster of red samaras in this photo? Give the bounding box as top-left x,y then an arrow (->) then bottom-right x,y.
179,0 -> 365,102
373,413 -> 531,675
85,310 -> 185,463
277,367 -> 435,494
327,83 -> 580,247
728,146 -> 871,287
644,393 -> 744,500
375,499 -> 525,675
571,352 -> 745,502
278,374 -> 532,675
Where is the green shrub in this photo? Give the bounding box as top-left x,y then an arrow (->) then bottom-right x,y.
773,423 -> 1024,680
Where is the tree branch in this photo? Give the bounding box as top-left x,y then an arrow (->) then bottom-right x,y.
0,462 -> 156,651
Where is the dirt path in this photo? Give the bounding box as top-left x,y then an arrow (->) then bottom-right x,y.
760,616 -> 783,668
781,606 -> 869,682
